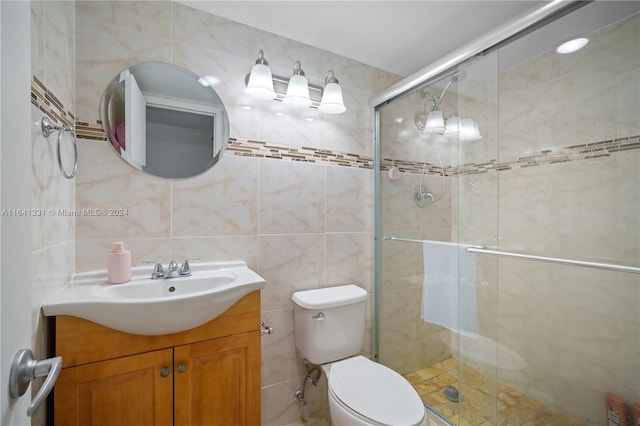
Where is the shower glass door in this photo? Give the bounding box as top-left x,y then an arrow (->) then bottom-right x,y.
376,59 -> 501,423
375,2 -> 639,425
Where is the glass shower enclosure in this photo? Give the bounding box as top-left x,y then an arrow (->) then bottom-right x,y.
375,2 -> 640,425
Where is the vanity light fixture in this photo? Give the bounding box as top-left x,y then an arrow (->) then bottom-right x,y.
244,50 -> 276,100
318,70 -> 346,114
244,49 -> 347,114
556,37 -> 589,54
283,61 -> 312,109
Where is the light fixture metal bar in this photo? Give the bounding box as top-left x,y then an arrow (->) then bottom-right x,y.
244,73 -> 323,108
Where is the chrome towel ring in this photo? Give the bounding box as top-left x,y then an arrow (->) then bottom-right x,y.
40,116 -> 77,179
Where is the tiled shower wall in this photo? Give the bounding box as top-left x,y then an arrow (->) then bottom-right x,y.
30,2 -> 76,426
73,2 -> 399,424
476,14 -> 640,424
379,11 -> 639,425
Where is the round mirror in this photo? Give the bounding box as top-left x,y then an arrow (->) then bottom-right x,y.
101,62 -> 229,179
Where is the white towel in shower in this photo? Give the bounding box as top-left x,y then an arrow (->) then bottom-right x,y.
421,240 -> 478,338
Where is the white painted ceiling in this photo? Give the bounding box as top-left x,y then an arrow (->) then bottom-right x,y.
180,1 -> 545,77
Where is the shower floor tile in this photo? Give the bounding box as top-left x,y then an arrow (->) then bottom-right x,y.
405,358 -> 586,426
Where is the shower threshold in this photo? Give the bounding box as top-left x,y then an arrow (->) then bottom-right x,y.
405,358 -> 586,425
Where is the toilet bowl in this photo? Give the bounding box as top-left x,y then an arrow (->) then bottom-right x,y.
324,356 -> 426,426
292,285 -> 426,426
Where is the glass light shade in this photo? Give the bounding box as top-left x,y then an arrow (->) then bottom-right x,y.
283,74 -> 312,109
318,82 -> 346,114
460,118 -> 482,141
425,111 -> 445,133
245,63 -> 276,100
444,116 -> 461,135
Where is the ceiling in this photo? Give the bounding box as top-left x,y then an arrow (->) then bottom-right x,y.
179,1 -> 545,77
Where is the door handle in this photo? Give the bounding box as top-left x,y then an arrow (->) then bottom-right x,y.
9,349 -> 63,417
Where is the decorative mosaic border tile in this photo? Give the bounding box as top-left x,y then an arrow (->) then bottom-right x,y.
74,117 -> 375,170
379,157 -> 452,176
31,76 -> 75,127
381,135 -> 640,177
74,118 -> 107,141
33,77 -> 640,176
227,138 -> 373,169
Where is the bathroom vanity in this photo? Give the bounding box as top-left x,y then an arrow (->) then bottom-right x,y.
52,291 -> 261,426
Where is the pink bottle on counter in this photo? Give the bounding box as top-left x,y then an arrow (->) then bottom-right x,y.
107,242 -> 131,284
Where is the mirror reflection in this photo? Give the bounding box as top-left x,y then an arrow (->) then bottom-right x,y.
101,62 -> 229,179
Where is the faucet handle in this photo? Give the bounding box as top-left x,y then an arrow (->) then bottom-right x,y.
180,258 -> 200,276
142,260 -> 165,279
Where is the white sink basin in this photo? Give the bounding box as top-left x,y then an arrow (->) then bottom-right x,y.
42,261 -> 265,335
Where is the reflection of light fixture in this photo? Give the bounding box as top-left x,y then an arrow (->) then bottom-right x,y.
460,118 -> 481,141
245,50 -> 276,100
556,37 -> 589,54
301,108 -> 318,122
318,70 -> 346,114
414,71 -> 481,141
444,116 -> 460,134
424,111 -> 445,134
198,75 -> 221,87
270,102 -> 286,116
244,49 -> 347,115
283,61 -> 312,109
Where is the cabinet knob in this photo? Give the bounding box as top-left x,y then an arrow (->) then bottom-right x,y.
160,367 -> 170,378
178,363 -> 187,373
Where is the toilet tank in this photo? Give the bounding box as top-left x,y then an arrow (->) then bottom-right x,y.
292,285 -> 367,365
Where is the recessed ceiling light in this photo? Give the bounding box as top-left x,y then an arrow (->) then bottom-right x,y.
556,37 -> 589,54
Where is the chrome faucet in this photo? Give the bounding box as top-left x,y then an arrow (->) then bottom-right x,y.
166,260 -> 180,278
143,258 -> 200,279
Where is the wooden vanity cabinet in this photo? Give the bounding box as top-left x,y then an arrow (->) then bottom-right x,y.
53,291 -> 261,426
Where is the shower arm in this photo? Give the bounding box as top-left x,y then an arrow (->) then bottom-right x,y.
420,75 -> 458,113
420,92 -> 440,113
432,78 -> 455,111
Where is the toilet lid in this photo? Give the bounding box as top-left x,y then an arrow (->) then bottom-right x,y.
329,356 -> 424,426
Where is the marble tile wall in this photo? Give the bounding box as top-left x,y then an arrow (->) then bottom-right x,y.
492,15 -> 639,425
74,2 -> 399,424
30,2 -> 76,426
379,10 -> 640,426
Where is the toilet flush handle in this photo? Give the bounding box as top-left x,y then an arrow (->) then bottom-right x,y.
312,312 -> 325,321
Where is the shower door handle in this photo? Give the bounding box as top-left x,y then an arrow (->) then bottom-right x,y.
9,349 -> 63,417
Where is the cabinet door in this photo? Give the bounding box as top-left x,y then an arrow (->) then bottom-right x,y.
54,348 -> 173,426
174,331 -> 261,426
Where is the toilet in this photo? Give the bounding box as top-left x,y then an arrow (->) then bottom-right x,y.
292,285 -> 426,426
